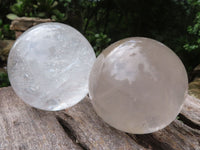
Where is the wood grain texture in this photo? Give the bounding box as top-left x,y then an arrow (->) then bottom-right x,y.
0,87 -> 82,150
58,98 -> 144,150
10,17 -> 52,38
0,86 -> 200,150
10,17 -> 52,31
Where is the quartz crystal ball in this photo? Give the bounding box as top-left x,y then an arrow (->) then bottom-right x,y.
89,37 -> 188,134
8,22 -> 96,111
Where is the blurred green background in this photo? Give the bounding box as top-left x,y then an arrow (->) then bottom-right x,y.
1,0 -> 200,87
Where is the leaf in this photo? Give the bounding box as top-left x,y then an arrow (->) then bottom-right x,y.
6,14 -> 19,20
33,4 -> 38,8
0,19 -> 2,26
64,3 -> 68,7
51,1 -> 58,8
38,12 -> 46,17
95,34 -> 99,38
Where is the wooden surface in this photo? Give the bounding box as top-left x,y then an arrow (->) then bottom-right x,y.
10,17 -> 52,31
0,87 -> 199,150
10,17 -> 52,38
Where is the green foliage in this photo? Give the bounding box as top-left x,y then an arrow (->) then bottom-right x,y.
8,0 -> 111,53
0,0 -> 15,40
0,20 -> 15,40
183,0 -> 200,52
0,19 -> 2,39
0,0 -> 200,86
0,72 -> 10,87
6,14 -> 18,20
86,31 -> 111,56
10,0 -> 70,21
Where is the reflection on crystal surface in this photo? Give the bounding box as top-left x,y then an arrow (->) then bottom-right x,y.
89,37 -> 188,134
8,22 -> 96,111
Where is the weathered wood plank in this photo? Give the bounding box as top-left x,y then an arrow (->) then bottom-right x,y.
58,98 -> 145,150
131,120 -> 200,150
10,17 -> 52,31
60,96 -> 200,150
0,86 -> 200,150
181,95 -> 200,127
10,17 -> 52,38
0,87 -> 82,150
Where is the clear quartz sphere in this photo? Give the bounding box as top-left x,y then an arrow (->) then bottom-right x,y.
8,22 -> 96,111
89,37 -> 188,134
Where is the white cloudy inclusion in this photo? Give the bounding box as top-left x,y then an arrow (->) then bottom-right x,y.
8,22 -> 96,111
89,37 -> 188,134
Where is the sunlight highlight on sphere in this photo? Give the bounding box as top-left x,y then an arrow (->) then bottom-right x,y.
89,37 -> 188,134
8,22 -> 96,111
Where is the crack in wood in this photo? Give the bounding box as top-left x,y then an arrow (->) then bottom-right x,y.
1,87 -> 199,150
127,133 -> 175,150
178,114 -> 200,130
56,115 -> 90,150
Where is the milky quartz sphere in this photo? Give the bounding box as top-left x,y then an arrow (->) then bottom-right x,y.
8,22 -> 96,111
89,37 -> 188,134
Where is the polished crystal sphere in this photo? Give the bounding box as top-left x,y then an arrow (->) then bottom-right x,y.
8,22 -> 96,111
89,37 -> 188,134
